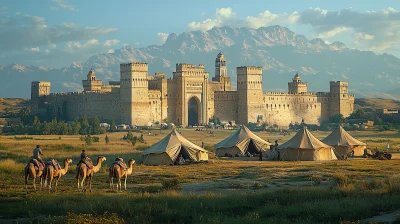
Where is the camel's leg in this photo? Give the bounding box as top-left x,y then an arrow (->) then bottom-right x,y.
124,176 -> 127,191
33,178 -> 37,192
110,177 -> 113,191
40,177 -> 43,191
80,177 -> 86,192
77,177 -> 80,191
25,173 -> 29,194
89,176 -> 92,192
117,178 -> 121,193
55,176 -> 60,192
48,177 -> 52,193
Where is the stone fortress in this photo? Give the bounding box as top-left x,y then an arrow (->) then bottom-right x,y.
31,52 -> 354,127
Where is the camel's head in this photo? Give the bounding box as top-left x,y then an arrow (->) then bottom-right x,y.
65,159 -> 73,164
98,156 -> 107,162
128,159 -> 136,165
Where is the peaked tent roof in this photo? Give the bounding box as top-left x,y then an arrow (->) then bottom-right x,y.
322,125 -> 366,147
143,129 -> 208,157
214,125 -> 271,149
277,126 -> 331,150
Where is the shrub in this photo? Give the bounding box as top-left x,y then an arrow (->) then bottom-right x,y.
252,182 -> 263,189
47,212 -> 125,224
92,137 -> 99,143
161,178 -> 181,190
310,175 -> 322,186
332,173 -> 349,187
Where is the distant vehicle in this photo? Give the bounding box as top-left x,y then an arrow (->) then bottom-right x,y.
100,123 -> 110,129
117,124 -> 128,130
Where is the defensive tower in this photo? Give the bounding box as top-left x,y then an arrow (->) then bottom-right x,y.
119,62 -> 150,125
82,68 -> 102,92
237,66 -> 264,124
288,72 -> 307,94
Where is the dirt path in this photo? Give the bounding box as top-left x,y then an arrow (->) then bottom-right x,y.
361,210 -> 400,223
182,176 -> 322,195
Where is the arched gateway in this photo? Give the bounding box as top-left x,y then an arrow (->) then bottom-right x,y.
188,97 -> 201,126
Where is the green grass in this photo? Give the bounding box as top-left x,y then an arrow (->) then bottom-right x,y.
1,186 -> 400,224
1,130 -> 400,223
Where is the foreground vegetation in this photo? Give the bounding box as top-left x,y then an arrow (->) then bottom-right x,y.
0,129 -> 400,223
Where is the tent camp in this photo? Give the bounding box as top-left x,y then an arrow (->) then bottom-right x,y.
321,125 -> 367,157
214,125 -> 271,157
142,129 -> 209,165
277,126 -> 337,161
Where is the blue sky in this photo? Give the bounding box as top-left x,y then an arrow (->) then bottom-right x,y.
1,0 -> 400,67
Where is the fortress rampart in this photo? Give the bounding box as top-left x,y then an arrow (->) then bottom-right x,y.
31,52 -> 354,127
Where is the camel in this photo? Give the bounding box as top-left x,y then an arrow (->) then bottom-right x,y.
76,156 -> 106,192
109,159 -> 136,192
24,160 -> 44,193
43,159 -> 73,193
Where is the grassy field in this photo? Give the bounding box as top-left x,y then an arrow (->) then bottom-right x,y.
1,128 -> 400,223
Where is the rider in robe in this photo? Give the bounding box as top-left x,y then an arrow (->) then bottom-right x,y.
32,145 -> 45,166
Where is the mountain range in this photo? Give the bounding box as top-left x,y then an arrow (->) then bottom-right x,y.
1,25 -> 400,99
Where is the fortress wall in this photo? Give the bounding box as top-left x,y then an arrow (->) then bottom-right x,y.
46,92 -> 120,122
214,91 -> 238,122
149,90 -> 162,123
167,80 -> 177,123
263,93 -> 323,127
207,82 -> 227,121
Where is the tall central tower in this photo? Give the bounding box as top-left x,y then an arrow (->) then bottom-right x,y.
237,66 -> 264,124
212,51 -> 227,82
119,62 -> 150,125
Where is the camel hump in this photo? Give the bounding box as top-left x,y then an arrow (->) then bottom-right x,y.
46,159 -> 61,171
29,159 -> 44,171
112,160 -> 128,171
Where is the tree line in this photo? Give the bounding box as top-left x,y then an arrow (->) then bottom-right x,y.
2,115 -> 118,135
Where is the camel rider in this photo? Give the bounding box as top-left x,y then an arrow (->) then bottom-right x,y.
33,145 -> 44,166
114,157 -> 128,170
79,149 -> 93,168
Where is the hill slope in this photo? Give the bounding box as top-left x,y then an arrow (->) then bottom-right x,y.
1,25 -> 400,98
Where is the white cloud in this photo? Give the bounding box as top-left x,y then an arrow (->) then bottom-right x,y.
44,49 -> 50,54
354,32 -> 374,40
188,8 -> 299,31
27,47 -> 40,52
49,6 -> 58,11
104,39 -> 120,46
317,26 -> 351,38
107,49 -> 115,54
51,0 -> 77,11
157,32 -> 169,45
0,14 -> 116,51
297,7 -> 400,51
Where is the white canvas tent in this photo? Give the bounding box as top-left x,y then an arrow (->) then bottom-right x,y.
277,126 -> 337,161
214,125 -> 271,156
321,125 -> 367,157
142,129 -> 209,165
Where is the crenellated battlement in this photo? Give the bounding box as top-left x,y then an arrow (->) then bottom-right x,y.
120,62 -> 148,72
265,92 -> 330,96
175,63 -> 205,72
30,52 -> 354,128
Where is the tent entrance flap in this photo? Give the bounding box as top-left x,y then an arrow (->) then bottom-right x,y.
178,146 -> 195,161
246,140 -> 260,154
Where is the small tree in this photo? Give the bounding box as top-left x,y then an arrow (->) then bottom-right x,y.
85,134 -> 93,145
105,135 -> 110,144
110,118 -> 116,132
138,134 -> 145,143
71,117 -> 81,135
80,115 -> 90,135
127,131 -> 133,140
91,116 -> 101,135
31,116 -> 42,135
131,137 -> 137,147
